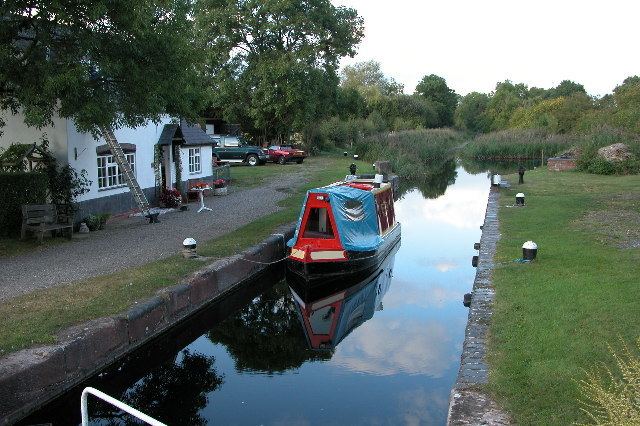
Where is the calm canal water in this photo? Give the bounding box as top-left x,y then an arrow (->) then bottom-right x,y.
25,163 -> 496,426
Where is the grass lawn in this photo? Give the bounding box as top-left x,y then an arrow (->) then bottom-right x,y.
229,161 -> 308,188
489,168 -> 640,424
0,154 -> 370,355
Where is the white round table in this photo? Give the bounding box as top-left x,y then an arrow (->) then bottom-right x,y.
191,187 -> 212,213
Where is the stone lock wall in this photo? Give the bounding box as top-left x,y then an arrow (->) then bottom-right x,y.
447,186 -> 511,425
0,226 -> 294,424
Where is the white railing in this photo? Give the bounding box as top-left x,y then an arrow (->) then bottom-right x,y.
81,387 -> 167,426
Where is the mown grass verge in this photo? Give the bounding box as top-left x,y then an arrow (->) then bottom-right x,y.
0,155 -> 369,355
489,168 -> 640,424
229,161 -> 308,188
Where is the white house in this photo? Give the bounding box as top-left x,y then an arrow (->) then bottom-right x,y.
0,112 -> 218,219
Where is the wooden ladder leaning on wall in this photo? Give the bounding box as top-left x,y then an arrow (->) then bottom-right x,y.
99,127 -> 159,223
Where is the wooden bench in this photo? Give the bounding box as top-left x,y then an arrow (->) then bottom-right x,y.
21,204 -> 74,243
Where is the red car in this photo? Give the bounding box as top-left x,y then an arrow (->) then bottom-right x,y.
266,145 -> 307,165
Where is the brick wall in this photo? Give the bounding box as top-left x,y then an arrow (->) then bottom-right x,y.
547,158 -> 577,172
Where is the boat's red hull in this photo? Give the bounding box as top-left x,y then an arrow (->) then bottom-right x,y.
286,223 -> 401,293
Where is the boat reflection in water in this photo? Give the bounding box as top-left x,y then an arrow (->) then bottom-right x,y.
288,243 -> 399,350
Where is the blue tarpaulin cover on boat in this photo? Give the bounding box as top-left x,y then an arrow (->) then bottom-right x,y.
288,185 -> 382,252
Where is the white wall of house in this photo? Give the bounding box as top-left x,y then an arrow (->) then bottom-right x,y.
68,117 -> 173,203
179,145 -> 213,183
0,110 -> 69,164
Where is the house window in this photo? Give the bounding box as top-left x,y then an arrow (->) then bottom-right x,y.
188,148 -> 201,173
97,153 -> 135,189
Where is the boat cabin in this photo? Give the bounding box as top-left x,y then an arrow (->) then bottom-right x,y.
288,179 -> 397,263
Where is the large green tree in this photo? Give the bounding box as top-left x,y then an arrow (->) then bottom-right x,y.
340,60 -> 404,103
414,74 -> 458,126
454,92 -> 491,133
550,80 -> 586,98
485,80 -> 529,131
197,0 -> 363,144
0,0 -> 206,133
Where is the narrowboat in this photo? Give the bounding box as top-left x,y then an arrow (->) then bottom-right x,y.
289,247 -> 397,350
286,176 -> 401,287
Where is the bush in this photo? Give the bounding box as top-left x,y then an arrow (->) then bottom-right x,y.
0,172 -> 48,236
575,127 -> 640,175
462,128 -> 575,159
354,128 -> 465,180
160,188 -> 182,207
578,338 -> 640,424
83,214 -> 101,231
97,213 -> 110,229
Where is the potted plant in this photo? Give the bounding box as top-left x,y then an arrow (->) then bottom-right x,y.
213,178 -> 228,196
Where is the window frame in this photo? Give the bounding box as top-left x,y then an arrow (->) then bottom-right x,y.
96,153 -> 136,190
188,147 -> 202,174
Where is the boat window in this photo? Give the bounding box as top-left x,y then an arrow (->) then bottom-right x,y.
310,306 -> 335,334
303,208 -> 335,239
344,199 -> 364,221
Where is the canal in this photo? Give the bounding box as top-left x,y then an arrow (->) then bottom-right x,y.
24,162 -> 498,425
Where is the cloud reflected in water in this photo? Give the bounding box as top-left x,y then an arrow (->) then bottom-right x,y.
331,318 -> 460,378
383,277 -> 466,310
395,176 -> 490,231
395,387 -> 450,426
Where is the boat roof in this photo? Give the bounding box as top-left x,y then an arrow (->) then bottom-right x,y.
311,178 -> 392,196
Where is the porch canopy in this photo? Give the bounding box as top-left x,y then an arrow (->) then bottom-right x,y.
157,119 -> 214,146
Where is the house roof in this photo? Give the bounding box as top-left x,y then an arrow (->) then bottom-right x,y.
157,120 -> 214,146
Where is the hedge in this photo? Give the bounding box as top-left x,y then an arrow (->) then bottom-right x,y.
0,172 -> 48,237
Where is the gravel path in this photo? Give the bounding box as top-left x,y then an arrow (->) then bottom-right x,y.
0,168 -> 310,302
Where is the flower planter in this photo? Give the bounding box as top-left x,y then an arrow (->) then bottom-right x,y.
214,186 -> 228,196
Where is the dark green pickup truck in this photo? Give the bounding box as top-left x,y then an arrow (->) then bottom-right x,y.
211,136 -> 268,166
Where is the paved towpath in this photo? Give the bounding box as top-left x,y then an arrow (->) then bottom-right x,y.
0,166 -> 312,302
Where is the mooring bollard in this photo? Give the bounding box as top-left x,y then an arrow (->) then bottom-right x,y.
472,255 -> 478,267
349,163 -> 357,175
353,154 -> 359,160
182,237 -> 198,259
474,242 -> 481,250
463,293 -> 472,308
343,151 -> 348,157
516,192 -> 525,206
522,241 -> 538,261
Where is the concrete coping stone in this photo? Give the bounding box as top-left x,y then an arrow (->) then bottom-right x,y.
447,186 -> 512,425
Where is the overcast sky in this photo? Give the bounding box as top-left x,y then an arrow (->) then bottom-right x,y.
332,0 -> 640,97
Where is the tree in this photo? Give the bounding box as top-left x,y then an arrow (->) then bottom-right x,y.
0,0 -> 206,133
454,92 -> 491,133
340,60 -> 404,103
197,0 -> 364,144
369,94 -> 438,130
414,74 -> 458,126
551,80 -> 587,98
485,81 -> 529,131
336,86 -> 369,119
